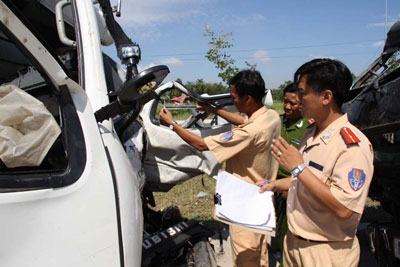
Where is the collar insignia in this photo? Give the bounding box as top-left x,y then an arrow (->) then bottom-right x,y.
321,129 -> 334,143
296,120 -> 304,128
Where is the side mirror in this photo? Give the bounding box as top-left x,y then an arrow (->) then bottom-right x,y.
382,20 -> 400,61
95,65 -> 170,122
118,65 -> 169,104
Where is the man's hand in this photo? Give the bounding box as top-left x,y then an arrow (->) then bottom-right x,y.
271,137 -> 304,172
257,180 -> 277,193
197,102 -> 216,114
159,107 -> 174,126
257,178 -> 292,193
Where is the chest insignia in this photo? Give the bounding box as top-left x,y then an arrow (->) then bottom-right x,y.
348,168 -> 366,191
340,127 -> 360,145
220,131 -> 233,142
309,161 -> 324,171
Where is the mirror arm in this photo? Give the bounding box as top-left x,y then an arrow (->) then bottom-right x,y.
95,91 -> 157,123
95,101 -> 131,123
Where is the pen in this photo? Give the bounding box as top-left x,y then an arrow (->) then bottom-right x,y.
259,179 -> 270,187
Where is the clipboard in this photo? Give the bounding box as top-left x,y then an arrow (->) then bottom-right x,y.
214,171 -> 276,235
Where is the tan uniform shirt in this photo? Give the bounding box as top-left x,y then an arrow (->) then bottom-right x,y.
204,106 -> 281,184
287,114 -> 374,241
205,107 -> 280,267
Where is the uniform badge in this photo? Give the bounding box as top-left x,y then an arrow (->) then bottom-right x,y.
220,131 -> 233,142
348,168 -> 366,191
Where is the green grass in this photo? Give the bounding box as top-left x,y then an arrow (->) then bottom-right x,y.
155,103 -> 195,120
153,175 -> 225,230
152,173 -> 390,232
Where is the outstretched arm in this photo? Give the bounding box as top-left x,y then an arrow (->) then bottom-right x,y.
197,102 -> 245,126
159,108 -> 208,151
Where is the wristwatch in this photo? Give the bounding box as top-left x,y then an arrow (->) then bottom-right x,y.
291,164 -> 306,177
169,121 -> 177,130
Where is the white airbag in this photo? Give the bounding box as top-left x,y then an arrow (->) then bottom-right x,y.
0,84 -> 61,168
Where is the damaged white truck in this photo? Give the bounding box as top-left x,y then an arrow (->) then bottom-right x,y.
5,1 -> 400,266
0,0 -> 236,266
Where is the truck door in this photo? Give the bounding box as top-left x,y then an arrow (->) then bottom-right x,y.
139,81 -> 235,191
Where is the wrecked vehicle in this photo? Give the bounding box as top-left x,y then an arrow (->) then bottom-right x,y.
0,0 -> 231,266
343,20 -> 400,266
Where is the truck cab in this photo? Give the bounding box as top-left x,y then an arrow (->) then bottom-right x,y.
0,1 -> 143,266
0,1 -> 234,266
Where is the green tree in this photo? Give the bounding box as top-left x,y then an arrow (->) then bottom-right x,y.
204,26 -> 239,83
272,80 -> 292,101
245,61 -> 257,71
185,79 -> 228,95
386,51 -> 400,74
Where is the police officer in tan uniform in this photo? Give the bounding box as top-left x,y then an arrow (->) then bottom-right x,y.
259,58 -> 374,267
160,70 -> 281,267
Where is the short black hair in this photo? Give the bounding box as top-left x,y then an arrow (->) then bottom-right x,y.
229,69 -> 266,102
283,82 -> 299,95
294,58 -> 352,107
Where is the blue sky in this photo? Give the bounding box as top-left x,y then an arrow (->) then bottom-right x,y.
110,0 -> 400,89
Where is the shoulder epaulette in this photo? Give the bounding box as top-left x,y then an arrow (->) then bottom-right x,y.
340,127 -> 360,145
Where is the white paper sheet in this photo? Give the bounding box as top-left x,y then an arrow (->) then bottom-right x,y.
215,171 -> 276,232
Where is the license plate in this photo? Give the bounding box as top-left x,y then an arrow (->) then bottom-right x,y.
142,221 -> 192,250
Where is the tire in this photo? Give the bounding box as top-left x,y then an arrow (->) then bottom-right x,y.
188,240 -> 218,267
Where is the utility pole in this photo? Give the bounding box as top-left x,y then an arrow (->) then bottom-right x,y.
385,0 -> 388,35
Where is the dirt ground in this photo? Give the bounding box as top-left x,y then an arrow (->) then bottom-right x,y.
209,232 -> 232,267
